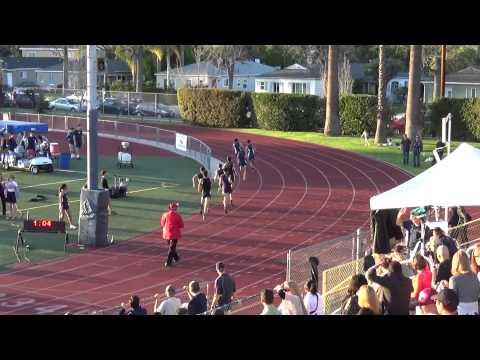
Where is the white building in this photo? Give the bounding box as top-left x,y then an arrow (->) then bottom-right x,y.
155,60 -> 276,91
255,64 -> 324,96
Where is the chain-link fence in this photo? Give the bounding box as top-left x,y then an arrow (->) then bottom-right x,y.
450,218 -> 480,249
11,111 -> 217,180
8,88 -> 179,119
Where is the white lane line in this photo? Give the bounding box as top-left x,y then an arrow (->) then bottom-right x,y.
22,178 -> 86,189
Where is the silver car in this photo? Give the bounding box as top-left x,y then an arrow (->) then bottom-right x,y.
48,98 -> 82,112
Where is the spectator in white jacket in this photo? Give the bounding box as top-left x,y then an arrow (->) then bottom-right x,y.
154,285 -> 181,315
303,279 -> 324,315
275,281 -> 307,315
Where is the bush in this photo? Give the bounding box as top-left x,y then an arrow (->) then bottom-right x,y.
178,88 -> 254,128
339,95 -> 378,136
251,93 -> 324,131
109,80 -> 134,92
35,93 -> 49,113
427,98 -> 480,141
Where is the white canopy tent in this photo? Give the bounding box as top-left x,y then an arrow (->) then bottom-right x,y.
370,143 -> 480,210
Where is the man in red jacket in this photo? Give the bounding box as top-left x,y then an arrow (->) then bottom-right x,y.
161,202 -> 184,267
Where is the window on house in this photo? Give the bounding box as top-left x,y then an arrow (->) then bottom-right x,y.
223,78 -> 228,87
243,79 -> 248,89
237,79 -> 241,88
272,82 -> 280,93
446,88 -> 453,98
186,80 -> 192,88
259,81 -> 265,90
472,88 -> 477,98
292,82 -> 308,94
20,71 -> 28,80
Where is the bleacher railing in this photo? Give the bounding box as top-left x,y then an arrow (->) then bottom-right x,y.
11,111 -> 218,177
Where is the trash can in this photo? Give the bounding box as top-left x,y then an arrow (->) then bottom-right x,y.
59,152 -> 71,169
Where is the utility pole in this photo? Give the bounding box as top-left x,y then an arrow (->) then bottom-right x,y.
87,45 -> 98,190
440,45 -> 446,97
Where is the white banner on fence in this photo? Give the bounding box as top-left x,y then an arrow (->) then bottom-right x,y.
176,133 -> 188,152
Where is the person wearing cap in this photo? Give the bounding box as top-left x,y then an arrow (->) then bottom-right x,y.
416,288 -> 438,315
161,202 -> 184,267
210,262 -> 236,314
366,259 -> 413,315
154,285 -> 181,315
436,288 -> 459,315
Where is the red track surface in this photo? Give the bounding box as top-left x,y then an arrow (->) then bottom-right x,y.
0,126 -> 427,315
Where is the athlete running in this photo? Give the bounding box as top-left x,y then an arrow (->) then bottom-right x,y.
223,156 -> 237,194
238,147 -> 247,182
192,166 -> 206,191
220,172 -> 233,214
198,170 -> 212,221
246,139 -> 256,169
214,163 -> 224,194
232,138 -> 242,166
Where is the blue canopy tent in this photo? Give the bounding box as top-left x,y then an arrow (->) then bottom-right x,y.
0,120 -> 49,134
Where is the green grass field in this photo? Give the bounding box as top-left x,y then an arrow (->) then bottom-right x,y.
232,129 -> 480,176
0,155 -> 204,271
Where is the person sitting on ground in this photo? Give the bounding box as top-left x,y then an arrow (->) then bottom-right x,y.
436,288 -> 459,315
186,280 -> 208,315
434,245 -> 452,289
411,254 -> 432,301
154,285 -> 181,315
470,244 -> 480,283
357,285 -> 381,315
118,295 -> 147,315
303,279 -> 324,315
367,258 -> 413,315
341,274 -> 368,315
260,289 -> 281,315
416,288 -> 438,315
449,250 -> 480,315
275,281 -> 307,315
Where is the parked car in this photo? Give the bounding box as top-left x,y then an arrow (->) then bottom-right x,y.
101,98 -> 130,115
48,98 -> 82,112
389,113 -> 406,134
134,103 -> 177,118
13,92 -> 37,108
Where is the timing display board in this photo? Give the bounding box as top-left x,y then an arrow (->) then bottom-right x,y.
23,219 -> 66,234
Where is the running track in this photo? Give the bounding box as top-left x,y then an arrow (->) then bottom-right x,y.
0,125 -> 426,315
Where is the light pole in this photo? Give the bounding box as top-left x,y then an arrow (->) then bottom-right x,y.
440,45 -> 446,97
86,45 -> 98,190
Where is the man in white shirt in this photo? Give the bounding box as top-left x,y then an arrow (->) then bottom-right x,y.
154,285 -> 181,315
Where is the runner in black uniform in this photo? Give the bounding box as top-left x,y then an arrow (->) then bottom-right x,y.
220,172 -> 233,214
223,156 -> 236,192
214,163 -> 224,194
199,170 -> 212,221
232,138 -> 242,166
58,184 -> 77,230
192,166 -> 206,191
238,147 -> 247,182
246,139 -> 256,169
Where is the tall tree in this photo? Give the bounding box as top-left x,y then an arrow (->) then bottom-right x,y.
405,45 -> 423,139
324,45 -> 341,136
208,45 -> 249,89
148,46 -> 181,89
375,45 -> 387,144
113,45 -> 148,92
191,45 -> 211,87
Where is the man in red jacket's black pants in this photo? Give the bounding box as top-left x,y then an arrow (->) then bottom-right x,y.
161,202 -> 184,268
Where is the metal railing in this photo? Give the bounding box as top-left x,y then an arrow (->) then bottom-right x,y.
10,111 -> 219,177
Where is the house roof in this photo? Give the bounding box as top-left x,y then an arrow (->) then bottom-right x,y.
0,57 -> 63,70
19,45 -> 80,50
391,71 -> 432,82
256,63 -> 323,80
444,66 -> 480,84
155,60 -> 275,77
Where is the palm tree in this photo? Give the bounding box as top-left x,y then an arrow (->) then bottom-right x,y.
375,45 -> 387,144
405,45 -> 423,139
324,45 -> 341,136
148,46 -> 181,90
113,45 -> 145,92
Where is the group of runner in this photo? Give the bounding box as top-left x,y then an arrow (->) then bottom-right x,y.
192,138 -> 256,220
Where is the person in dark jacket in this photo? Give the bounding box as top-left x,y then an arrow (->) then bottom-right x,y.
118,295 -> 147,315
412,134 -> 423,168
7,134 -> 17,153
366,259 -> 413,315
400,134 -> 411,165
0,174 -> 6,217
73,125 -> 82,159
186,280 -> 207,315
66,128 -> 75,159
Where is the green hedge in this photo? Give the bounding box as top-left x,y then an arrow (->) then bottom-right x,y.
428,98 -> 480,141
178,88 -> 253,128
339,95 -> 378,136
251,93 -> 324,131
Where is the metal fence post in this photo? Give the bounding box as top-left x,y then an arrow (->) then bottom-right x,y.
37,113 -> 40,123
356,228 -> 362,261
127,91 -> 130,116
352,232 -> 356,262
64,115 -> 68,130
286,250 -> 291,281
136,123 -> 140,138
